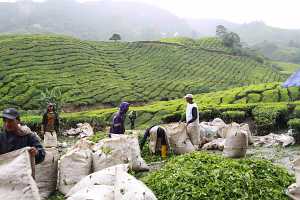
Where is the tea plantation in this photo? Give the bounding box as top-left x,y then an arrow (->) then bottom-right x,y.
0,34 -> 283,110
5,82 -> 300,135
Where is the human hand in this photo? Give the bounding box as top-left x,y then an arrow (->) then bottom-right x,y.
29,147 -> 38,157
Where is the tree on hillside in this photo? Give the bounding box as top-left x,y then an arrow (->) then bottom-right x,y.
223,32 -> 241,48
109,33 -> 121,42
216,25 -> 242,48
39,87 -> 63,113
216,25 -> 227,38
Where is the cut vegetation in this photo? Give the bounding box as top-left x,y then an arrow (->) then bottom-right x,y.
142,152 -> 294,200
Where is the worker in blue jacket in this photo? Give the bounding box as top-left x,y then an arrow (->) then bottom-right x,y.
0,108 -> 45,164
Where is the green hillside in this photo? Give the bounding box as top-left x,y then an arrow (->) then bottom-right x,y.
0,35 -> 284,111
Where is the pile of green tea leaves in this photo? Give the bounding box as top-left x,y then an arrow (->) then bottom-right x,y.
142,152 -> 294,200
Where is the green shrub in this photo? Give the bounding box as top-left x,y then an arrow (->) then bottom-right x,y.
288,118 -> 300,130
261,90 -> 279,102
247,93 -> 261,103
199,109 -> 220,120
252,104 -> 288,134
293,106 -> 300,118
142,152 -> 294,200
287,87 -> 299,101
221,111 -> 246,123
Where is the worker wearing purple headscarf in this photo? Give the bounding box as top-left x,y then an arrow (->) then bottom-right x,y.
109,102 -> 130,136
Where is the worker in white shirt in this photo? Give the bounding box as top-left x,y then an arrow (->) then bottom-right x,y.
184,94 -> 201,147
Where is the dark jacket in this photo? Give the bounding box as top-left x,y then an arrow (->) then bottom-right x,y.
109,102 -> 130,135
0,130 -> 46,164
109,111 -> 126,135
42,111 -> 59,133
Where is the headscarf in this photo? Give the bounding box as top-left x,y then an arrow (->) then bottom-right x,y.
119,102 -> 130,114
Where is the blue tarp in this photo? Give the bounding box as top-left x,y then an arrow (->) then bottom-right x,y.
282,69 -> 300,88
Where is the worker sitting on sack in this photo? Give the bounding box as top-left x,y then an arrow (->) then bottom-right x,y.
0,108 -> 45,164
140,125 -> 170,159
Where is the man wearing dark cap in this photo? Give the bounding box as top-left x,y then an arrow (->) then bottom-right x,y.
0,108 -> 45,164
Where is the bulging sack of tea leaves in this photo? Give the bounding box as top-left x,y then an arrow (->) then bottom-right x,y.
67,185 -> 114,200
114,169 -> 157,200
0,147 -> 41,200
217,122 -> 239,139
286,183 -> 300,200
199,122 -> 220,138
223,129 -> 248,158
211,118 -> 227,129
92,135 -> 149,172
240,123 -> 253,145
186,123 -> 201,146
173,138 -> 195,155
67,164 -> 129,198
163,123 -> 196,154
35,147 -> 59,200
202,138 -> 226,151
44,132 -> 58,148
64,123 -> 94,138
218,123 -> 253,145
58,139 -> 93,195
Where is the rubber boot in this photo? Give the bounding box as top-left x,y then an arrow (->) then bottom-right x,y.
161,145 -> 167,159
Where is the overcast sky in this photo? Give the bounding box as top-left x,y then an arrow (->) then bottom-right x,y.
1,0 -> 299,29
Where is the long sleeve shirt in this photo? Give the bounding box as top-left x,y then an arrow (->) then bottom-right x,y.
109,112 -> 126,135
0,130 -> 46,164
187,107 -> 198,124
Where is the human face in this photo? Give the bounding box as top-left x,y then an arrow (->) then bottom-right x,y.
48,105 -> 54,112
3,118 -> 19,132
185,97 -> 193,104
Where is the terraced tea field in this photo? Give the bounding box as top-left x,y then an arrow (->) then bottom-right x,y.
0,35 -> 283,110
6,82 -> 300,135
160,37 -> 234,53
